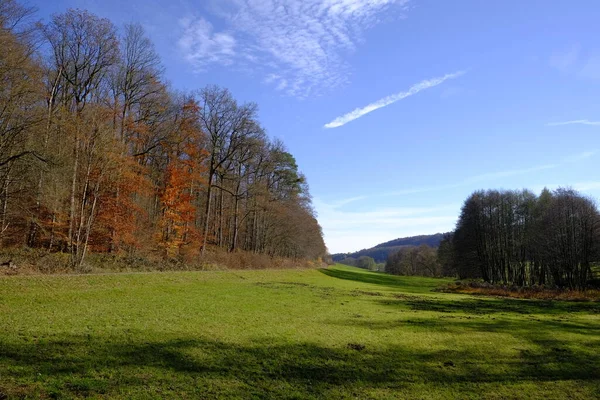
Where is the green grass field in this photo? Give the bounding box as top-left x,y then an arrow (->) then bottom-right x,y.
0,265 -> 599,399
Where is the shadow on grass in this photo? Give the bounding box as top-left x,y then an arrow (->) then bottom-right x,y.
319,267 -> 442,294
376,296 -> 600,316
333,311 -> 600,337
1,332 -> 599,399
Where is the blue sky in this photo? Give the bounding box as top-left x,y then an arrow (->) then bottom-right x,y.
30,0 -> 600,253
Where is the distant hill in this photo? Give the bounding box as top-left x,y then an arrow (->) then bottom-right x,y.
331,233 -> 446,263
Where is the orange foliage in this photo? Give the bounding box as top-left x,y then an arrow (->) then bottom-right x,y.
157,100 -> 207,259
94,151 -> 152,253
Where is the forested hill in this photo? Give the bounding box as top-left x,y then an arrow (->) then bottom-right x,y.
0,4 -> 326,270
331,233 -> 446,263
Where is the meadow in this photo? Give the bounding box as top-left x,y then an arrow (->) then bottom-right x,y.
0,265 -> 598,399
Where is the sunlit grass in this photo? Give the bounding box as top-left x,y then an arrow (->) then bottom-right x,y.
0,264 -> 598,399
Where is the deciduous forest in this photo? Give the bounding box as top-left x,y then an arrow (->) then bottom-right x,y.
0,1 -> 326,270
441,188 -> 600,289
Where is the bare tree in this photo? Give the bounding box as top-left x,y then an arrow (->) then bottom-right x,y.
452,188 -> 600,288
112,23 -> 163,140
196,85 -> 258,255
43,9 -> 118,266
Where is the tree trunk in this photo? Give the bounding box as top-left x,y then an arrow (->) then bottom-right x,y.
200,168 -> 214,256
68,125 -> 80,260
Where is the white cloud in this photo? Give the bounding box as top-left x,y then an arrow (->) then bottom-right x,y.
276,79 -> 289,91
178,16 -> 236,70
324,70 -> 466,128
179,0 -> 410,96
547,119 -> 600,126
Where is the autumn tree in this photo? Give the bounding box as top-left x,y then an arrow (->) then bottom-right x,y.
157,99 -> 206,259
0,1 -> 327,270
0,0 -> 44,245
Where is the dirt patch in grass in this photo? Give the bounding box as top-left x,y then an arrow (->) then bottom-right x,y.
255,282 -> 312,290
346,343 -> 366,351
350,290 -> 384,297
391,293 -> 421,300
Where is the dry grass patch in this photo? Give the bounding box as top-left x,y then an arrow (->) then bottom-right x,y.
437,281 -> 600,301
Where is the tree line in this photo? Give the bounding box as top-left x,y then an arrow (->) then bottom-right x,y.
0,1 -> 326,268
385,244 -> 442,277
439,188 -> 600,289
338,246 -> 443,277
338,255 -> 384,271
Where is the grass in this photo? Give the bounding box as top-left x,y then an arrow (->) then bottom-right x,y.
0,264 -> 598,399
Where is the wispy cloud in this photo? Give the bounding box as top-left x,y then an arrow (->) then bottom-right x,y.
323,70 -> 466,128
547,119 -> 600,126
178,16 -> 236,70
178,0 -> 410,97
